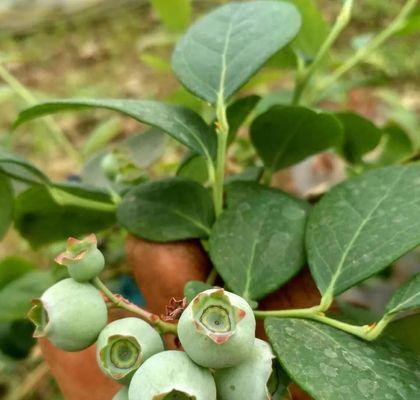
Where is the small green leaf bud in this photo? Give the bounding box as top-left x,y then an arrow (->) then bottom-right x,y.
101,152 -> 121,181
55,234 -> 105,282
113,386 -> 129,400
28,278 -> 107,351
215,339 -> 286,400
96,317 -> 164,384
101,150 -> 142,183
128,350 -> 216,399
178,288 -> 255,369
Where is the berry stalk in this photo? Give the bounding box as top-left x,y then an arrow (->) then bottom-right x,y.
91,277 -> 177,335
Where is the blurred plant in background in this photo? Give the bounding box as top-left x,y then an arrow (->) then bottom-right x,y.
0,0 -> 419,399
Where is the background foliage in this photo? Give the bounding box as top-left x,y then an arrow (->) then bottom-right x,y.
0,0 -> 419,399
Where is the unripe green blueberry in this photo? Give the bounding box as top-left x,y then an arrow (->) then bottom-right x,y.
128,350 -> 216,400
55,234 -> 105,282
28,278 -> 107,351
215,339 -> 285,400
177,288 -> 255,369
96,317 -> 164,384
113,387 -> 129,400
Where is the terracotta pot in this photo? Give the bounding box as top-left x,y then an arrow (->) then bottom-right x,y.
39,338 -> 121,400
126,235 -> 211,315
126,235 -> 211,349
39,308 -> 130,399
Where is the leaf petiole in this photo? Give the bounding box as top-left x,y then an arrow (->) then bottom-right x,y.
254,306 -> 395,341
212,95 -> 230,218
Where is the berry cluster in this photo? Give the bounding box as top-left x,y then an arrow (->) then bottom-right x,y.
28,235 -> 284,400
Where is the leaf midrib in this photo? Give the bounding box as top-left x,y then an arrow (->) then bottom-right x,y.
134,197 -> 211,236
269,111 -> 312,171
242,202 -> 273,299
323,168 -> 406,295
217,5 -> 238,101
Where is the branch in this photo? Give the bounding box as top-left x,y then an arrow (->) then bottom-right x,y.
0,63 -> 80,162
92,277 -> 177,335
292,0 -> 354,105
309,0 -> 418,102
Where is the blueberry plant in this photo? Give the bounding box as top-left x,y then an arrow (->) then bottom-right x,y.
1,0 -> 420,399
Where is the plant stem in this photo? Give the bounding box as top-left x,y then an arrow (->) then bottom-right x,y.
213,96 -> 229,218
364,314 -> 395,341
206,95 -> 230,285
206,268 -> 218,285
309,0 -> 417,102
254,306 -> 392,341
92,277 -> 177,335
0,62 -> 80,162
292,0 -> 354,105
318,286 -> 335,313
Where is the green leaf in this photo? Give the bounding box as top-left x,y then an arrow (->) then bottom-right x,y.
82,117 -> 121,158
0,271 -> 55,322
0,175 -> 13,239
81,129 -> 166,188
267,45 -> 297,69
0,319 -> 35,359
172,1 -> 301,103
184,280 -> 213,302
375,123 -> 413,166
177,157 -> 263,186
117,177 -> 214,242
52,181 -> 115,204
283,0 -> 329,56
177,153 -> 209,184
265,318 -> 420,400
254,91 -> 293,116
306,165 -> 420,297
250,106 -> 343,171
385,314 -> 420,356
0,150 -> 49,185
209,182 -> 308,300
397,13 -> 420,36
225,166 -> 264,184
0,257 -> 36,290
14,99 -> 216,159
385,273 -> 420,316
335,112 -> 383,164
226,95 -> 260,144
151,0 -> 191,33
14,184 -> 115,247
